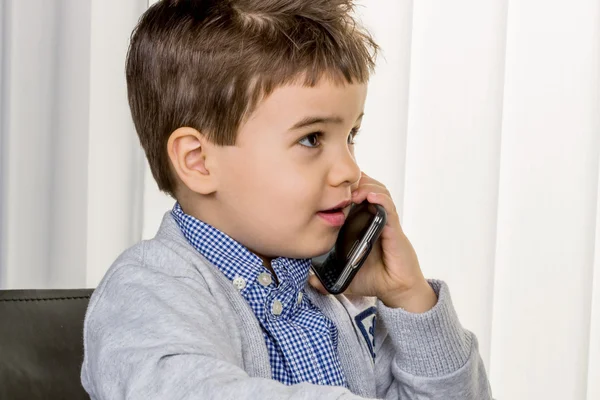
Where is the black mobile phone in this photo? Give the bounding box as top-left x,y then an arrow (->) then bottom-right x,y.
311,201 -> 387,295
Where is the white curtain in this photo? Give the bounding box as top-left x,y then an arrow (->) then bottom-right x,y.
1,1 -> 599,399
0,0 -> 147,289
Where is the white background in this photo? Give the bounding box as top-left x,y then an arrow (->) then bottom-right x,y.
1,1 -> 599,399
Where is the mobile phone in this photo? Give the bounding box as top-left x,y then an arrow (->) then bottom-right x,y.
311,201 -> 387,295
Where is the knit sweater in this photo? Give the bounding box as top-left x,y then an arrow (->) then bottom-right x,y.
81,211 -> 493,399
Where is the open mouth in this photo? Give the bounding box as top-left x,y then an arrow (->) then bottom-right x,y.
320,207 -> 344,214
317,204 -> 350,227
320,199 -> 352,214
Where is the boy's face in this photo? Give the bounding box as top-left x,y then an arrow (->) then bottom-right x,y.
204,77 -> 367,262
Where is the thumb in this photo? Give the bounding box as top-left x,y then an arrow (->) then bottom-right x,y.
308,274 -> 329,295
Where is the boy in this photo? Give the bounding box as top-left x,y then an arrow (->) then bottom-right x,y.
81,0 -> 493,399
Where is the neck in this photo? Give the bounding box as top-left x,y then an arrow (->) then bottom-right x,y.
178,195 -> 280,284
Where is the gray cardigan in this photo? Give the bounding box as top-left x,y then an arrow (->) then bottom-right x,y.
81,212 -> 493,399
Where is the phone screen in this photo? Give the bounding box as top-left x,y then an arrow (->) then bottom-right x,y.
311,202 -> 386,293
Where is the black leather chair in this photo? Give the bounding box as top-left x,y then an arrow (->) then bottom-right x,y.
0,289 -> 94,400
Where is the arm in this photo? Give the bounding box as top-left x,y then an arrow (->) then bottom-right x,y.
374,280 -> 493,400
331,173 -> 493,399
82,264 -> 373,400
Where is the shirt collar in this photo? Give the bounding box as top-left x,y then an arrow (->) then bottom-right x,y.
171,202 -> 312,289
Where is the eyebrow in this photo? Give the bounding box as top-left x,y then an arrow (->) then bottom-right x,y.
290,112 -> 364,130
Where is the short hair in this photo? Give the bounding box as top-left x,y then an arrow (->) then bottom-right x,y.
126,0 -> 379,197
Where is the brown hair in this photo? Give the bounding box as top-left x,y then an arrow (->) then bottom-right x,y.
126,0 -> 379,197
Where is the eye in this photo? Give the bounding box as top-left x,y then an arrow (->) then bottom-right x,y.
298,132 -> 322,148
348,127 -> 361,145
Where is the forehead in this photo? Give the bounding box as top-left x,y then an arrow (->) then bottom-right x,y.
245,78 -> 368,130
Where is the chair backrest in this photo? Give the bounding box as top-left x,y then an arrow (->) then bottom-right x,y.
0,289 -> 93,400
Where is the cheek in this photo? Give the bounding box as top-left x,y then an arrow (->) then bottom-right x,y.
217,150 -> 260,204
223,145 -> 322,219
257,164 -> 308,206
265,160 -> 321,204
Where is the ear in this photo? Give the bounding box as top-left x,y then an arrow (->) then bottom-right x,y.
167,127 -> 218,195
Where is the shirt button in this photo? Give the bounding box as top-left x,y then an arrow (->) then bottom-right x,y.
258,272 -> 273,287
232,276 -> 246,290
297,292 -> 303,304
271,299 -> 283,316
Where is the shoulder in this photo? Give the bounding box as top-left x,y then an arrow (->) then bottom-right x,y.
86,237 -> 220,322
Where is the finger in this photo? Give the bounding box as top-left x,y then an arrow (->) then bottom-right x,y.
359,171 -> 385,187
352,183 -> 389,204
353,171 -> 382,192
365,192 -> 400,224
365,193 -> 408,259
308,275 -> 329,295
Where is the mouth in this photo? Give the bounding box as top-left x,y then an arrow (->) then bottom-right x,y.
317,199 -> 352,227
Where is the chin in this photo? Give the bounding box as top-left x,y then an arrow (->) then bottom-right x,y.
305,238 -> 336,259
277,238 -> 333,260
274,226 -> 337,259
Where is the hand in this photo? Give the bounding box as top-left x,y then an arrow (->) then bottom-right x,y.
309,172 -> 437,313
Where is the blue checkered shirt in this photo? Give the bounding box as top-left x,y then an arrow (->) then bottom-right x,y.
171,203 -> 347,387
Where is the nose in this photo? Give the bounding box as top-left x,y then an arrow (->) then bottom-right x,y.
327,146 -> 361,189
